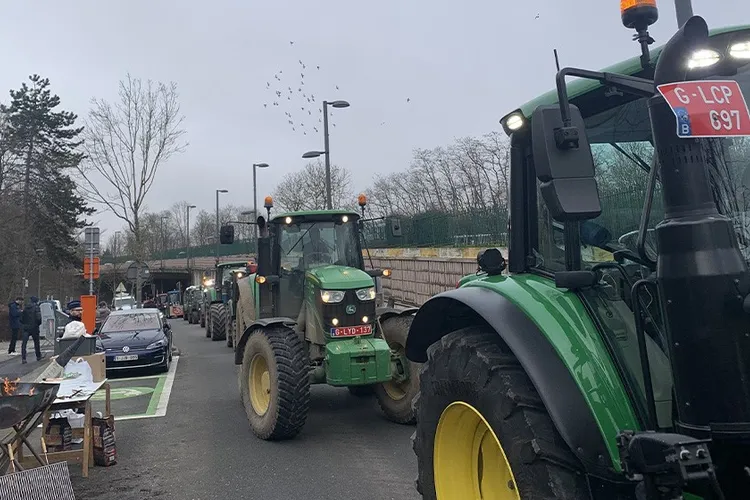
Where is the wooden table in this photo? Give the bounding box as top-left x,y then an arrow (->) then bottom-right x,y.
19,379 -> 111,477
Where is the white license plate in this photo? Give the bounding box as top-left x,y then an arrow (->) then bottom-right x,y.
114,354 -> 139,362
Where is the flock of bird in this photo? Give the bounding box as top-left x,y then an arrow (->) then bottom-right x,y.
262,40 -> 412,137
261,41 -> 344,137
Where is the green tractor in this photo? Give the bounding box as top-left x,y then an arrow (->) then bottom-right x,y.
219,195 -> 419,440
405,6 -> 750,500
202,261 -> 248,341
182,285 -> 198,322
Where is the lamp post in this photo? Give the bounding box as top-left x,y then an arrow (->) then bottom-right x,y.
252,163 -> 270,239
240,210 -> 255,253
114,230 -> 122,291
35,248 -> 44,298
216,189 -> 229,265
186,204 -> 196,284
160,215 -> 170,271
302,99 -> 350,209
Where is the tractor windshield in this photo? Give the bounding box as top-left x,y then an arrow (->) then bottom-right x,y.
279,220 -> 361,271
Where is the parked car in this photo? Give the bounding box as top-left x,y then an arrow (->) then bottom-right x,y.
96,309 -> 173,373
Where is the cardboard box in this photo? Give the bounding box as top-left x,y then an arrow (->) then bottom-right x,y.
77,352 -> 106,382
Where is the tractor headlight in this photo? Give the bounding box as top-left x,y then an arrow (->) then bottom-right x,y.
356,287 -> 376,301
320,290 -> 345,303
687,49 -> 721,69
730,41 -> 750,60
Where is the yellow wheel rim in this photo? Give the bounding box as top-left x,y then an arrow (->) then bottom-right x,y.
434,402 -> 520,500
382,342 -> 407,401
249,354 -> 271,416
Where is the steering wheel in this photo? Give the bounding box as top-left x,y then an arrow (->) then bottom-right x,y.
618,229 -> 657,262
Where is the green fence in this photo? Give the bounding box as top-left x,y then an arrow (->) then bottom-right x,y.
362,210 -> 509,248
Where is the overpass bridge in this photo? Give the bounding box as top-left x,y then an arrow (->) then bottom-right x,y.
98,246 -> 501,306
99,255 -> 253,297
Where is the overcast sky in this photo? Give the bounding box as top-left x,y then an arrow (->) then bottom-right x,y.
0,0 -> 743,233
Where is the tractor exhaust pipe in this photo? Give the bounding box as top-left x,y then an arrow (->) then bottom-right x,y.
649,14 -> 750,492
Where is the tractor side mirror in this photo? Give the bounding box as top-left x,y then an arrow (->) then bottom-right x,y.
390,218 -> 402,237
220,225 -> 235,244
257,237 -> 272,276
257,216 -> 268,238
531,104 -> 601,221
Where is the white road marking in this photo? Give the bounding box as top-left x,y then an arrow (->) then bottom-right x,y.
154,355 -> 179,417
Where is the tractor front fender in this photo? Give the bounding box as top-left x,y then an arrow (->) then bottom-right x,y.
234,317 -> 297,365
405,285 -> 624,478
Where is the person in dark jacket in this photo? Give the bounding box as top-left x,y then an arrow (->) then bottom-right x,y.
21,296 -> 43,364
7,297 -> 23,355
67,300 -> 83,321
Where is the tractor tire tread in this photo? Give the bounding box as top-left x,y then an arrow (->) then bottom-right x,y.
413,325 -> 588,500
241,325 -> 310,440
210,304 -> 227,341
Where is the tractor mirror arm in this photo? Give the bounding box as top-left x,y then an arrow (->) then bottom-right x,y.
225,220 -> 256,226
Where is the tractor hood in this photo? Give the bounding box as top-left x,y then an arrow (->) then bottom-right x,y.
307,265 -> 374,290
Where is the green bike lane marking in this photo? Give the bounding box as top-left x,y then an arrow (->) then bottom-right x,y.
89,357 -> 178,421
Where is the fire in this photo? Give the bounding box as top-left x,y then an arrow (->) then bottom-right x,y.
2,377 -> 20,395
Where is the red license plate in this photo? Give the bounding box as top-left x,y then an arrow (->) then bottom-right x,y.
330,324 -> 372,337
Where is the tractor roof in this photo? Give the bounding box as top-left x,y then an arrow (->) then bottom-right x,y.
507,24 -> 750,127
270,209 -> 360,223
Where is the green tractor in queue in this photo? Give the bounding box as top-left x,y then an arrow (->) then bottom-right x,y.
404,5 -> 750,500
219,194 -> 420,440
202,261 -> 248,342
182,285 -> 198,322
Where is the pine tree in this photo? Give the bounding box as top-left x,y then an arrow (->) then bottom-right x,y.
1,74 -> 94,267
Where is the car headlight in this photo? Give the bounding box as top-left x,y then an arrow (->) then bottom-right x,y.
356,287 -> 377,301
320,290 -> 345,303
147,339 -> 167,349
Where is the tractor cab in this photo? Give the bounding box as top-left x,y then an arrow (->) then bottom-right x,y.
271,210 -> 370,321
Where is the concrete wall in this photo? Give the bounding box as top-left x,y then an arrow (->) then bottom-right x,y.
368,247 -> 508,307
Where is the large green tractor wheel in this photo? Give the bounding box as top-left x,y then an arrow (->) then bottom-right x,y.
374,315 -> 420,424
239,326 -> 310,440
412,326 -> 587,499
210,303 -> 227,341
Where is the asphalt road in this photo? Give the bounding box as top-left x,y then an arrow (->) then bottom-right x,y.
71,319 -> 421,500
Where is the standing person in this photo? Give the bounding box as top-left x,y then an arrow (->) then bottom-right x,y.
66,300 -> 83,321
7,297 -> 23,355
21,296 -> 43,364
96,301 -> 111,326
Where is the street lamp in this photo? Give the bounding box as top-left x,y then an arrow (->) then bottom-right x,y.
216,189 -> 229,264
186,204 -> 196,284
252,163 -> 270,239
160,215 -> 170,272
34,248 -> 44,298
302,99 -> 350,209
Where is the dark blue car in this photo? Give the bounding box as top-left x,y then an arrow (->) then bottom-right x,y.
96,308 -> 172,373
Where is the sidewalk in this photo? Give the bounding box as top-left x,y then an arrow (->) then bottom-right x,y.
0,339 -> 55,379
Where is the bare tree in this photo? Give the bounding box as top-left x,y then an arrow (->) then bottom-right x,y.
273,160 -> 353,211
77,74 -> 187,256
